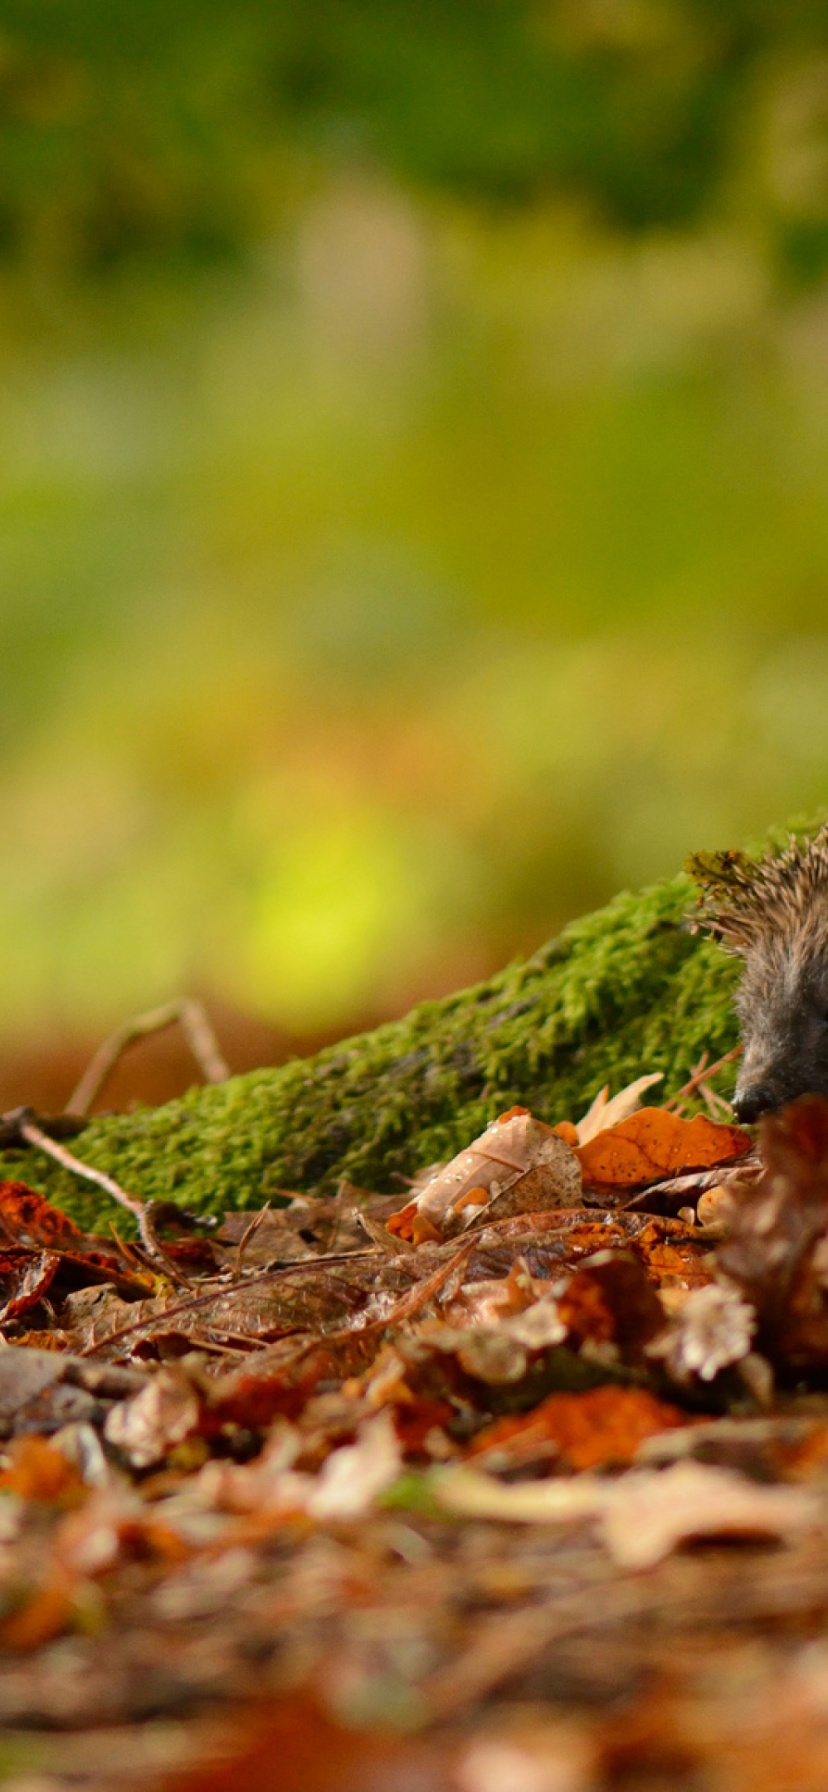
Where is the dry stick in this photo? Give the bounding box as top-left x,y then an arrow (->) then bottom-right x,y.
20,1119 -> 145,1221
662,1044 -> 742,1113
19,1120 -> 192,1286
233,1202 -> 272,1280
65,998 -> 231,1118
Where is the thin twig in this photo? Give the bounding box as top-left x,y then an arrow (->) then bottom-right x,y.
662,1044 -> 742,1113
20,1120 -> 191,1286
20,1120 -> 144,1218
65,998 -> 230,1117
233,1202 -> 271,1280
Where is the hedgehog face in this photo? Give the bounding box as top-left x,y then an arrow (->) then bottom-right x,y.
732,915 -> 828,1119
689,827 -> 828,1122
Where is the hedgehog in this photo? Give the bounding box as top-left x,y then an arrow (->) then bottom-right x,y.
688,825 -> 828,1123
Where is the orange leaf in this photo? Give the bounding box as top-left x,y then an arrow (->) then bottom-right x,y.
0,1181 -> 82,1248
552,1120 -> 579,1146
0,1565 -> 77,1651
576,1107 -> 752,1192
0,1435 -> 85,1504
469,1386 -> 690,1472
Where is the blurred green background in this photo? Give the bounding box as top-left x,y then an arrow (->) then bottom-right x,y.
2,0 -> 828,1099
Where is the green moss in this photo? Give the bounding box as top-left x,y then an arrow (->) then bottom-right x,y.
0,872 -> 740,1230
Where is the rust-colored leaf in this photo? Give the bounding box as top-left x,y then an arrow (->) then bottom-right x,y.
0,1181 -> 83,1249
0,1435 -> 87,1504
577,1108 -> 752,1194
469,1385 -> 690,1471
556,1252 -> 666,1361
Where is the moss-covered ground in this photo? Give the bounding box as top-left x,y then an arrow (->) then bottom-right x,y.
0,872 -> 740,1230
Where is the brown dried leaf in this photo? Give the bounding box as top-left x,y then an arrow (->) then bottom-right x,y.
386,1109 -> 581,1243
556,1251 -> 666,1363
104,1366 -> 203,1468
436,1460 -> 821,1568
0,1248 -> 61,1327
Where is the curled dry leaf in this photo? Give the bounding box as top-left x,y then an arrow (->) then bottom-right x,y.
387,1109 -> 582,1244
248,1412 -> 404,1522
599,1460 -> 822,1570
302,1410 -> 402,1520
0,1249 -> 62,1328
576,1108 -> 752,1197
573,1074 -> 664,1146
555,1252 -> 666,1364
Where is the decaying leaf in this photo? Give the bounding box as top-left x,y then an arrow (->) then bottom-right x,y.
0,1181 -> 85,1250
386,1109 -> 582,1243
0,1248 -> 62,1328
296,1411 -> 403,1519
104,1365 -> 203,1468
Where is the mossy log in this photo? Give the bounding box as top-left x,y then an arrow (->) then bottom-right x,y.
0,872 -> 740,1230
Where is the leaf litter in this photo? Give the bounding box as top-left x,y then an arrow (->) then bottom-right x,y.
4,1082 -> 828,1788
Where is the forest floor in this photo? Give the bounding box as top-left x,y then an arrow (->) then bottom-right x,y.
0,1063 -> 827,1791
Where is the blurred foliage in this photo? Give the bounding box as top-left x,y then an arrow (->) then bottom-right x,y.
2,2 -> 828,1049
2,0 -> 828,283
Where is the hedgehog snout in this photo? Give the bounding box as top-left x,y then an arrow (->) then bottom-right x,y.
731,1082 -> 781,1125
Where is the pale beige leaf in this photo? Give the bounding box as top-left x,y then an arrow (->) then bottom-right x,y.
576,1074 -> 664,1146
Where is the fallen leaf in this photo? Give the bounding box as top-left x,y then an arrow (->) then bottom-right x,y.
0,1248 -> 61,1327
575,1074 -> 664,1146
469,1385 -> 690,1472
599,1461 -> 821,1569
556,1252 -> 665,1363
304,1410 -> 402,1519
0,1181 -> 84,1249
387,1111 -> 581,1242
577,1109 -> 752,1196
104,1366 -> 203,1469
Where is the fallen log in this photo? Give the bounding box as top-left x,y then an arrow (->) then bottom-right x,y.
0,872 -> 738,1228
